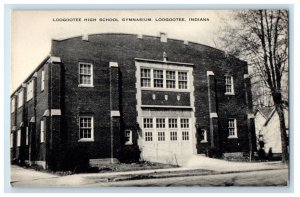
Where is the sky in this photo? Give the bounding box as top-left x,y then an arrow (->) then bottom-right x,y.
11,10 -> 231,93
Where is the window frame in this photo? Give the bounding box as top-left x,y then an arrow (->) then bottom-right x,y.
200,129 -> 208,143
141,68 -> 151,87
11,97 -> 15,113
17,89 -> 24,108
125,129 -> 133,145
40,120 -> 45,143
170,131 -> 177,141
182,131 -> 190,141
78,116 -> 94,142
17,130 -> 21,147
26,79 -> 34,102
78,62 -> 94,87
225,75 -> 235,95
41,70 -> 45,91
10,132 -> 13,148
166,70 -> 176,89
228,119 -> 238,138
178,71 -> 188,89
145,131 -> 153,142
153,69 -> 164,88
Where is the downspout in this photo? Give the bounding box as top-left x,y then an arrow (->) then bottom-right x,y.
110,66 -> 114,164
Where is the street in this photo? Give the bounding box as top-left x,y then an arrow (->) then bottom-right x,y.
10,165 -> 288,187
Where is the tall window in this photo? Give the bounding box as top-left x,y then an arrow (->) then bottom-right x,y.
41,70 -> 45,91
166,71 -> 176,88
228,119 -> 238,138
170,131 -> 177,141
79,63 -> 93,86
168,118 -> 177,128
17,130 -> 21,147
18,89 -> 24,108
178,72 -> 188,89
40,120 -> 45,143
156,118 -> 165,128
11,97 -> 15,113
145,132 -> 153,141
141,68 -> 151,87
10,133 -> 13,148
79,116 -> 94,140
200,129 -> 208,143
125,130 -> 133,145
225,76 -> 234,94
158,132 -> 165,141
27,80 -> 34,101
182,131 -> 189,141
143,118 -> 153,128
153,70 -> 164,88
180,118 -> 189,128
26,127 -> 29,145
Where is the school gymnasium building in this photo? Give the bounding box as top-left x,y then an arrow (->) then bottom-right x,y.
10,33 -> 256,170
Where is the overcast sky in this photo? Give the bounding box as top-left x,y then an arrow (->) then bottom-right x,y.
11,10 -> 231,93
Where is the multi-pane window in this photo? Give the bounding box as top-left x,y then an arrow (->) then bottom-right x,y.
228,119 -> 237,138
180,118 -> 189,128
168,118 -> 178,128
18,89 -> 24,108
182,131 -> 189,141
145,132 -> 153,141
27,80 -> 34,101
141,68 -> 151,87
158,132 -> 165,141
40,120 -> 45,143
225,76 -> 234,94
125,130 -> 133,145
17,130 -> 21,147
79,117 -> 93,140
166,71 -> 176,88
143,118 -> 153,128
41,70 -> 45,91
170,131 -> 177,141
11,97 -> 15,113
200,129 -> 207,142
153,70 -> 164,88
178,72 -> 188,89
79,63 -> 93,86
156,118 -> 165,128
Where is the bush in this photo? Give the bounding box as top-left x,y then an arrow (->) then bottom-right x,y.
61,146 -> 90,173
207,148 -> 222,158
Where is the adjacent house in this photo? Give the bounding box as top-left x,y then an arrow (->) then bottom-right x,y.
255,107 -> 289,157
10,33 -> 256,170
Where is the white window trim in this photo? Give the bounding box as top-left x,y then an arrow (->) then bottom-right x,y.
78,116 -> 94,142
11,97 -> 15,113
41,70 -> 45,91
26,127 -> 29,145
200,129 -> 208,143
17,90 -> 24,108
26,80 -> 34,102
125,129 -> 133,145
10,133 -> 13,148
17,130 -> 21,147
225,76 -> 235,95
78,62 -> 94,87
140,67 -> 190,91
228,119 -> 238,139
40,120 -> 45,143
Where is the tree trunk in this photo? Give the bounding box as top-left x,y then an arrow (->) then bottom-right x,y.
275,103 -> 289,164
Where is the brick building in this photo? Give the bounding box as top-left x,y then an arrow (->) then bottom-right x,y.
10,33 -> 256,170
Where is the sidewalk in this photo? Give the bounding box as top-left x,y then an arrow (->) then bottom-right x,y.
10,156 -> 288,187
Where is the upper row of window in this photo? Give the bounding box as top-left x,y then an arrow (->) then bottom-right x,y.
141,68 -> 189,90
11,70 -> 45,112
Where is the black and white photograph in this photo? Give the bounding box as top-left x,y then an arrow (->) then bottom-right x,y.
9,9 -> 290,188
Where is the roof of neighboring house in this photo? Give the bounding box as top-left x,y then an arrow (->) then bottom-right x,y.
255,107 -> 275,120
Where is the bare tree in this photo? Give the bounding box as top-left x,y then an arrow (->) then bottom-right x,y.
216,10 -> 289,163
